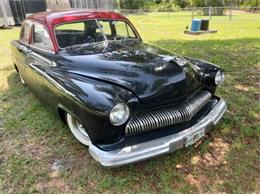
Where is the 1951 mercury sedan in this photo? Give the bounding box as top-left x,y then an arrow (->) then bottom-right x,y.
11,9 -> 227,167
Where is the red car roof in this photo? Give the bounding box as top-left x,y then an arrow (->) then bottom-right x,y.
27,9 -> 128,27
26,9 -> 130,53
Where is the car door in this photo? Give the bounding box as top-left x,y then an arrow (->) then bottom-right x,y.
15,21 -> 32,82
26,22 -> 56,101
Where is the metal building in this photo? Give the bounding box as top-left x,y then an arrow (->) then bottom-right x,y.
9,0 -> 47,25
46,0 -> 71,10
1,0 -> 117,27
0,0 -> 15,27
9,0 -> 25,24
70,0 -> 116,10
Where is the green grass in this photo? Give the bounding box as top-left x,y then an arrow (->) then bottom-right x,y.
0,11 -> 259,193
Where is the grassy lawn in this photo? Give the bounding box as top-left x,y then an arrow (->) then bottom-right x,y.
0,12 -> 259,193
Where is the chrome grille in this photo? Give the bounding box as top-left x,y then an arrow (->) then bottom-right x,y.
125,90 -> 212,136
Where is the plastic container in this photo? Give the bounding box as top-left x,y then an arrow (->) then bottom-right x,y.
201,19 -> 209,31
191,19 -> 201,32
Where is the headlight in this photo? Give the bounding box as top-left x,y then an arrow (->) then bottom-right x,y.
109,103 -> 130,126
215,70 -> 225,85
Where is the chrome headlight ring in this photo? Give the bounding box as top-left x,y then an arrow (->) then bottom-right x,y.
215,70 -> 225,85
109,103 -> 130,126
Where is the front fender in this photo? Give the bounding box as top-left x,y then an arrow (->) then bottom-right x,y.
49,70 -> 137,145
185,57 -> 222,75
185,57 -> 223,93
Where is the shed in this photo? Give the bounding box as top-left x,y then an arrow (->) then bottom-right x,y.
0,0 -> 15,27
70,0 -> 116,10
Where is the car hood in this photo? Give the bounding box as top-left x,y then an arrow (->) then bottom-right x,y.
59,41 -> 201,103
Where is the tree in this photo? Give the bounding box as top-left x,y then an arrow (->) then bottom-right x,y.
190,0 -> 226,7
190,0 -> 226,15
119,0 -> 145,9
174,0 -> 190,7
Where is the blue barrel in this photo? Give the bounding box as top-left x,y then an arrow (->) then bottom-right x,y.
191,19 -> 201,31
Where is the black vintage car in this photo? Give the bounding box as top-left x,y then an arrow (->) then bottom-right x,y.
11,10 -> 226,167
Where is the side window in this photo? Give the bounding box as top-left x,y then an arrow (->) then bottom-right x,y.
112,21 -> 136,38
98,20 -> 112,35
20,22 -> 30,44
126,24 -> 136,38
113,21 -> 128,37
32,23 -> 54,51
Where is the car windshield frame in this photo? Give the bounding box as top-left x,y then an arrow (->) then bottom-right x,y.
54,19 -> 141,49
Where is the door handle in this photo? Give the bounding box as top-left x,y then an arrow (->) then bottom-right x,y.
17,45 -> 31,53
23,47 -> 31,53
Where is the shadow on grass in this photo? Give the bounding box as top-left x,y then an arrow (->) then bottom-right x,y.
1,37 -> 259,193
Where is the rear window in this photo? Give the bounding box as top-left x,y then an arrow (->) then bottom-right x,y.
32,23 -> 54,52
20,22 -> 30,44
56,22 -> 85,32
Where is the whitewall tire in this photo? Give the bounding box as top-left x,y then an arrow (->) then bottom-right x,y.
66,113 -> 91,146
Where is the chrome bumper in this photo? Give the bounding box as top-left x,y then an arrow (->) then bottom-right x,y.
89,99 -> 227,167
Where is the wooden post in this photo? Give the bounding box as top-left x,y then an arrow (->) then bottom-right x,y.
192,7 -> 195,20
116,0 -> 120,10
209,7 -> 212,20
229,7 -> 233,21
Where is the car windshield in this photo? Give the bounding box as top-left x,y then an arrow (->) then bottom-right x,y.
55,19 -> 139,48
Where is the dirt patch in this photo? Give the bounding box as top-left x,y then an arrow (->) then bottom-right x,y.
183,138 -> 230,192
186,173 -> 226,193
0,139 -> 20,157
34,159 -> 71,193
255,178 -> 260,193
186,173 -> 210,193
22,141 -> 49,160
197,138 -> 229,167
47,178 -> 71,192
34,178 -> 71,193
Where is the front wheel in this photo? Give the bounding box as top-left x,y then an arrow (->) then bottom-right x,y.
66,113 -> 91,146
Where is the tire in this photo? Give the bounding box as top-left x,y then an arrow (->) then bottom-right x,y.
66,113 -> 91,146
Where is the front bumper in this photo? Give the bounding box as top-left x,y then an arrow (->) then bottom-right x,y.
89,99 -> 227,167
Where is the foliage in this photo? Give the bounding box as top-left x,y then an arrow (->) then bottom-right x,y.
119,0 -> 148,9
229,0 -> 259,7
189,0 -> 228,15
190,0 -> 226,7
118,0 -> 259,9
119,0 -> 189,9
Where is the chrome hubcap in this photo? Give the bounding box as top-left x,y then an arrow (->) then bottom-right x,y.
66,113 -> 91,146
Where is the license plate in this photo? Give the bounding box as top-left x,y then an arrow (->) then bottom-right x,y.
185,129 -> 205,147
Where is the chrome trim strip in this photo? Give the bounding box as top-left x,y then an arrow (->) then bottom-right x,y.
125,91 -> 212,136
89,99 -> 227,167
30,52 -> 54,66
29,64 -> 75,97
30,45 -> 56,55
